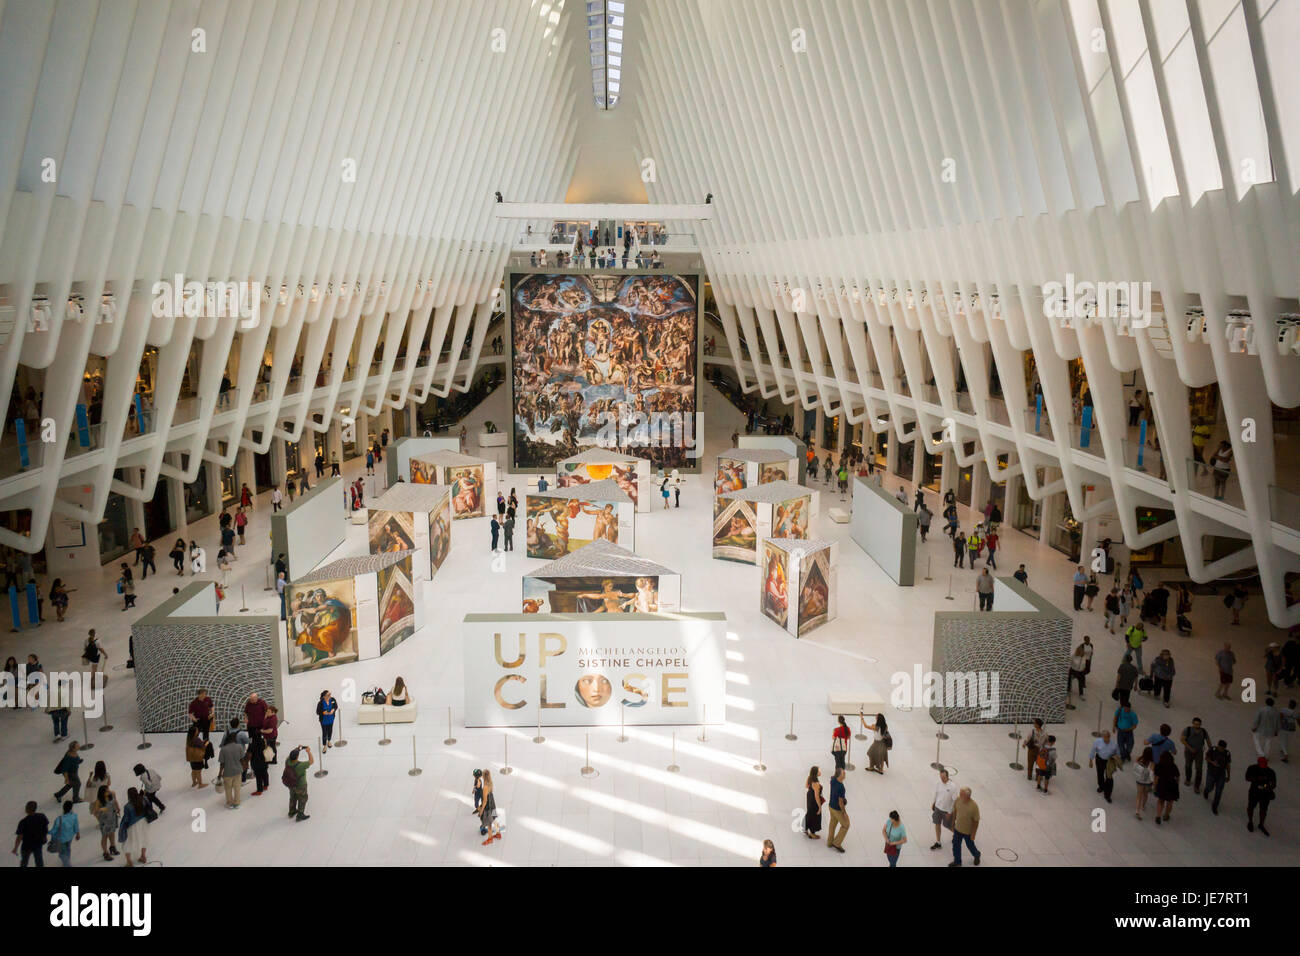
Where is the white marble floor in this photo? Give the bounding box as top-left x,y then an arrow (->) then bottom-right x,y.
2,383 -> 1296,868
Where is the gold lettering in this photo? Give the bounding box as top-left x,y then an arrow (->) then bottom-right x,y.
662,673 -> 688,707
494,674 -> 526,709
540,673 -> 565,709
540,631 -> 567,668
494,632 -> 525,668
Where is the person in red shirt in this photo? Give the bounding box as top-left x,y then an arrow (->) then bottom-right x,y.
984,530 -> 999,570
262,705 -> 279,764
831,715 -> 851,773
188,689 -> 214,740
244,692 -> 268,732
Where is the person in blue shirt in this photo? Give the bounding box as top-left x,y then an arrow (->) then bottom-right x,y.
48,801 -> 80,867
1145,723 -> 1177,764
537,476 -> 548,492
317,691 -> 338,750
1113,703 -> 1140,763
882,811 -> 907,867
826,768 -> 849,853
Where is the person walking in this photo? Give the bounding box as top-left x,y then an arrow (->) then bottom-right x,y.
1180,718 -> 1209,794
803,767 -> 824,840
117,568 -> 136,611
117,789 -> 153,866
1125,621 -> 1148,672
1228,584 -> 1247,625
130,527 -> 146,565
948,788 -> 981,866
953,531 -> 966,569
1213,642 -> 1236,700
365,448 -> 375,475
918,505 -> 932,542
90,785 -> 121,860
1245,757 -> 1276,835
1090,730 -> 1119,803
47,801 -> 80,867
1145,723 -> 1177,764
1114,701 -> 1139,763
1133,748 -> 1155,820
284,746 -> 313,821
976,568 -> 995,611
966,528 -> 982,568
1252,698 -> 1280,758
271,486 -> 283,512
864,713 -> 890,773
140,542 -> 156,579
1279,699 -> 1296,763
1104,588 -> 1121,634
239,482 -> 253,510
984,529 -> 998,569
930,768 -> 957,850
1034,735 -> 1058,794
1067,637 -> 1093,699
169,537 -> 187,575
317,691 -> 338,750
830,715 -> 850,773
1115,653 -> 1139,708
882,811 -> 907,867
479,769 -> 502,845
53,741 -> 83,804
1265,643 -> 1284,697
1072,565 -> 1087,611
234,506 -> 248,545
1152,750 -> 1179,824
1203,740 -> 1231,815
1150,649 -> 1175,708
826,768 -> 849,853
1023,718 -> 1046,782
12,801 -> 50,867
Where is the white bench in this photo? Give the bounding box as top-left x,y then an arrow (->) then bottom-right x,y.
356,701 -> 418,725
827,506 -> 850,524
349,508 -> 368,526
827,689 -> 889,717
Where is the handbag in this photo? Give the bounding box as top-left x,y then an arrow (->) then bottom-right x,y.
263,744 -> 275,762
831,734 -> 846,753
884,841 -> 899,857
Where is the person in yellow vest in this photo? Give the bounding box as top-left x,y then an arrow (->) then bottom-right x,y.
1191,418 -> 1213,475
966,528 -> 983,567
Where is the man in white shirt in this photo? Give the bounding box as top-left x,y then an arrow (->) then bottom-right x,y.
271,487 -> 283,512
930,768 -> 958,850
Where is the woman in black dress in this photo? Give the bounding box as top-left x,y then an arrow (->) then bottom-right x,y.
804,766 -> 824,839
1153,750 -> 1179,824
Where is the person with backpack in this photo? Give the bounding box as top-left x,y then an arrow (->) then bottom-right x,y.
1034,735 -> 1058,793
315,691 -> 337,751
1180,718 -> 1209,793
133,763 -> 165,814
1150,649 -> 1176,707
54,741 -> 83,804
1126,621 -> 1148,672
283,746 -> 313,821
47,800 -> 80,866
1022,718 -> 1046,783
966,528 -> 982,568
117,789 -> 154,865
1203,740 -> 1231,815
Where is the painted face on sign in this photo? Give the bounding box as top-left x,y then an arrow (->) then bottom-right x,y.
574,673 -> 613,708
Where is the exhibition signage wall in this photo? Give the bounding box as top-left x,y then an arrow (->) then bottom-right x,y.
368,482 -> 453,581
409,449 -> 497,521
132,582 -> 281,733
286,550 -> 419,674
525,478 -> 635,559
270,475 -> 346,579
557,448 -> 652,513
758,538 -> 837,637
849,475 -> 918,586
714,447 -> 800,494
523,539 -> 681,614
929,577 -> 1071,724
714,479 -> 816,565
462,611 -> 727,727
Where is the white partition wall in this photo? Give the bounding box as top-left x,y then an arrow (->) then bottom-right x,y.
462,612 -> 727,727
850,476 -> 918,587
271,476 -> 347,579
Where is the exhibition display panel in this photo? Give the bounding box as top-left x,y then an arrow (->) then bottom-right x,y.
849,475 -> 918,586
132,582 -> 282,733
368,482 -> 453,581
387,435 -> 461,485
758,537 -> 837,636
525,478 -> 635,559
508,271 -> 703,474
738,434 -> 808,483
930,577 -> 1072,724
286,550 -> 420,674
713,479 -> 817,565
408,448 -> 497,521
523,539 -> 681,614
557,447 -> 653,513
462,611 -> 726,727
270,475 -> 346,578
713,447 -> 800,494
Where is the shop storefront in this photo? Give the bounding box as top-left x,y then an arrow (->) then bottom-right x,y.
142,472 -> 171,542
284,440 -> 302,482
183,457 -> 212,524
97,473 -> 131,564
1049,492 -> 1082,561
220,463 -> 238,508
1128,507 -> 1183,566
254,450 -> 274,493
1012,474 -> 1041,536
893,437 -> 915,481
922,440 -> 943,492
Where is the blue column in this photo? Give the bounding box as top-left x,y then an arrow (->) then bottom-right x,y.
24,581 -> 38,624
1080,406 -> 1093,448
75,404 -> 90,447
1137,419 -> 1147,469
14,419 -> 29,469
1034,394 -> 1042,434
8,586 -> 20,631
133,393 -> 146,433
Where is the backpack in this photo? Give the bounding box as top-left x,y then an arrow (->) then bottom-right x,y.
373,688 -> 387,705
281,763 -> 299,789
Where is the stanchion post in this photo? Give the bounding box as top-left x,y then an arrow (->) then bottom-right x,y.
1065,728 -> 1081,770
668,731 -> 680,772
1091,698 -> 1103,738
924,555 -> 933,581
697,705 -> 707,742
785,703 -> 797,741
930,726 -> 945,771
408,737 -> 422,776
854,707 -> 867,741
500,734 -> 512,775
443,705 -> 456,746
616,707 -> 626,743
944,573 -> 955,601
315,745 -> 328,778
100,688 -> 113,732
379,708 -> 391,746
580,733 -> 597,777
80,712 -> 95,751
753,730 -> 766,773
333,706 -> 347,748
1009,724 -> 1024,771
532,707 -> 545,744
936,719 -> 948,741
845,734 -> 855,771
137,732 -> 151,751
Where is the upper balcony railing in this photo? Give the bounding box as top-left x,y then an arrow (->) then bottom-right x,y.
1185,457 -> 1245,509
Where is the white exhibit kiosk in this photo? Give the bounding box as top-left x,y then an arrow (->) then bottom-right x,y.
387,435 -> 461,484
557,448 -> 653,513
368,482 -> 453,582
525,478 -> 636,559
462,611 -> 727,727
523,539 -> 681,614
409,448 -> 497,521
757,537 -> 838,636
714,447 -> 801,494
713,479 -> 818,564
